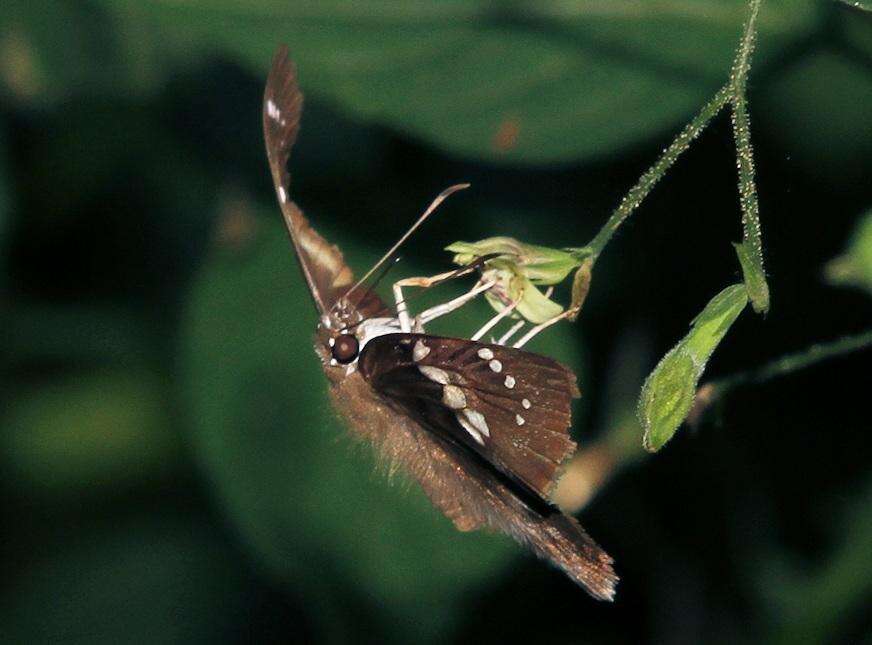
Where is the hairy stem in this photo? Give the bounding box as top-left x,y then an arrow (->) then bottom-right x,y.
730,0 -> 769,312
691,330 -> 872,424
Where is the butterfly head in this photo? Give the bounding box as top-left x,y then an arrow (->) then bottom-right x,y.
329,333 -> 360,364
315,304 -> 402,378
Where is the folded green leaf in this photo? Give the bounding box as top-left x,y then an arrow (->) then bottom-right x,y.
638,283 -> 749,452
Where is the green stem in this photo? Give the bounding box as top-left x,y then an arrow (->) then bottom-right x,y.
708,329 -> 872,396
588,84 -> 732,258
730,0 -> 761,95
729,0 -> 769,313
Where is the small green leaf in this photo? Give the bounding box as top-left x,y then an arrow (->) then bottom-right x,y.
734,241 -> 770,313
639,284 -> 749,452
825,209 -> 872,295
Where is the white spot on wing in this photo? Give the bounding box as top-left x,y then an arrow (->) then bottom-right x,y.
419,365 -> 449,385
278,186 -> 287,203
515,414 -> 525,426
522,398 -> 531,409
267,99 -> 281,121
442,384 -> 466,409
489,359 -> 502,373
504,375 -> 515,389
412,340 -> 430,362
477,348 -> 494,360
462,409 -> 490,437
456,412 -> 484,445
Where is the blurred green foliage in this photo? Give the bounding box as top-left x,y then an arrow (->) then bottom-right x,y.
3,368 -> 179,498
1,1 -> 870,643
826,209 -> 872,294
7,0 -> 867,164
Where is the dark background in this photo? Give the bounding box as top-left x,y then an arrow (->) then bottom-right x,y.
2,2 -> 870,643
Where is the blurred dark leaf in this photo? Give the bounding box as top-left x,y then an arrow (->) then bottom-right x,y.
1,369 -> 180,498
5,0 -> 823,163
1,0 -> 160,103
758,479 -> 872,644
4,305 -> 154,366
180,213 -> 586,641
0,122 -> 8,287
825,208 -> 872,294
757,49 -> 872,182
1,517 -> 254,644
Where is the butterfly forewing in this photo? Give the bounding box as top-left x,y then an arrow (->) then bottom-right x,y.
357,333 -> 578,501
264,46 -> 380,317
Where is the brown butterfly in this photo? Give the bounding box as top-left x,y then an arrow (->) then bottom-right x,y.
263,45 -> 617,600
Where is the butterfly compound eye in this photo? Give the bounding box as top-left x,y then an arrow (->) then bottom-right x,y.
331,334 -> 359,364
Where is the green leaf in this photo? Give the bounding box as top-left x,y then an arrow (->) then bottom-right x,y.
638,283 -> 748,452
86,0 -> 818,163
180,215 -> 586,641
825,209 -> 872,295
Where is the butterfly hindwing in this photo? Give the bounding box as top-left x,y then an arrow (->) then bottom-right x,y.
328,364 -> 618,599
357,333 -> 579,502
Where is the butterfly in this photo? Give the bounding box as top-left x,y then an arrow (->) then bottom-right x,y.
263,45 -> 617,600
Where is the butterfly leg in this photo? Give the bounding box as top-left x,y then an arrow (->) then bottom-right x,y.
496,319 -> 526,345
511,266 -> 592,346
492,287 -> 554,345
416,279 -> 496,327
512,306 -> 578,348
471,298 -> 519,341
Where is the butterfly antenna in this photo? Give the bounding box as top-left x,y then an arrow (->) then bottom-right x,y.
342,183 -> 470,304
350,256 -> 401,310
339,252 -> 500,334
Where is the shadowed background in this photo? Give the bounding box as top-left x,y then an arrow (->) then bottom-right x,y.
2,1 -> 871,643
